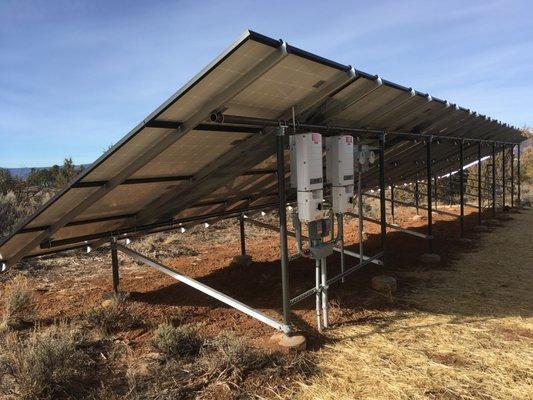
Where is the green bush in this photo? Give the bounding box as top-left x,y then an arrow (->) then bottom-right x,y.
83,301 -> 142,335
2,325 -> 92,399
1,276 -> 34,330
150,323 -> 203,358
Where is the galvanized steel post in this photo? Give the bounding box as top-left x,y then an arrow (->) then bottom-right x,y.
390,183 -> 395,224
111,237 -> 120,294
415,175 -> 420,215
426,136 -> 434,253
239,213 -> 246,256
434,176 -> 438,211
459,140 -> 465,238
518,143 -> 521,205
511,145 -> 515,207
276,125 -> 291,328
492,142 -> 496,218
502,145 -> 506,210
378,133 -> 387,257
477,142 -> 482,224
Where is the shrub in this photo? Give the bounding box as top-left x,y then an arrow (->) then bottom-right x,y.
202,332 -> 272,378
150,323 -> 203,358
2,325 -> 92,399
82,301 -> 142,335
0,191 -> 25,240
1,276 -> 34,330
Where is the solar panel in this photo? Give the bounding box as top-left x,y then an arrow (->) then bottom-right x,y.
0,30 -> 524,266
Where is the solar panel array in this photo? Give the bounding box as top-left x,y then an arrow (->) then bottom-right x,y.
0,30 -> 524,266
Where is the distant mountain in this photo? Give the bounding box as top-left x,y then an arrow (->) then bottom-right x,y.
2,165 -> 89,179
5,167 -> 39,178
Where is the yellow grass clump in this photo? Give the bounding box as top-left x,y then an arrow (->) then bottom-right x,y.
289,209 -> 533,400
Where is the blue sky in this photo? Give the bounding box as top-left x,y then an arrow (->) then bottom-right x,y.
1,0 -> 532,168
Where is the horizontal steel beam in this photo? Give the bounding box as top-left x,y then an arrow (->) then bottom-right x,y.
116,244 -> 290,333
23,192 -> 281,235
146,120 -> 263,134
74,169 -> 276,189
209,113 -> 522,145
39,202 -> 281,250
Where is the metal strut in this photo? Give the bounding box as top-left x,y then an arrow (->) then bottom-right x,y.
502,145 -> 506,210
111,237 -> 120,294
492,142 -> 497,218
378,133 -> 387,260
477,141 -> 482,225
426,136 -> 434,253
459,140 -> 465,238
276,125 -> 291,329
116,244 -> 290,333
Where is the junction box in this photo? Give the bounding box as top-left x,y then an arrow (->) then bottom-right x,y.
290,132 -> 324,222
326,135 -> 354,213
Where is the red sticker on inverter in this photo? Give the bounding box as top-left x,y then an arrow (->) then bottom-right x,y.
311,133 -> 320,144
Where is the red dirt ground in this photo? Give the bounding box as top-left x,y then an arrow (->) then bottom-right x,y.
14,203 -> 520,350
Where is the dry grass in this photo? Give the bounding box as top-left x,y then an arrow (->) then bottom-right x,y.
290,209 -> 533,400
0,324 -> 94,399
1,275 -> 34,330
82,299 -> 143,336
150,322 -> 203,358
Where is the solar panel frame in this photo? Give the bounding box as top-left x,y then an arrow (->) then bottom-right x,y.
0,30 -> 525,265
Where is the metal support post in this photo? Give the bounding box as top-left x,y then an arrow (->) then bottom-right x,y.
339,214 -> 345,283
111,237 -> 120,294
492,142 -> 496,218
357,145 -> 364,261
415,176 -> 420,215
426,137 -> 434,253
502,145 -> 506,210
459,140 -> 465,238
378,133 -> 387,259
276,125 -> 291,329
518,143 -> 521,205
511,145 -> 515,207
448,173 -> 452,207
239,213 -> 246,256
315,259 -> 322,332
434,176 -> 438,211
321,258 -> 328,328
390,184 -> 395,224
477,142 -> 482,224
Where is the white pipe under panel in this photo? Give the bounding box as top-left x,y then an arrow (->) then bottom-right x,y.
116,244 -> 290,333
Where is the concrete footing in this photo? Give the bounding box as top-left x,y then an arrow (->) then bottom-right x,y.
232,254 -> 252,266
412,214 -> 423,222
270,332 -> 307,351
419,253 -> 441,263
371,275 -> 397,293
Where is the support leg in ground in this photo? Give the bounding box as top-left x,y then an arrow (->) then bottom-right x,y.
315,259 -> 322,332
233,213 -> 252,266
321,257 -> 329,329
420,136 -> 440,264
103,239 -> 129,300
